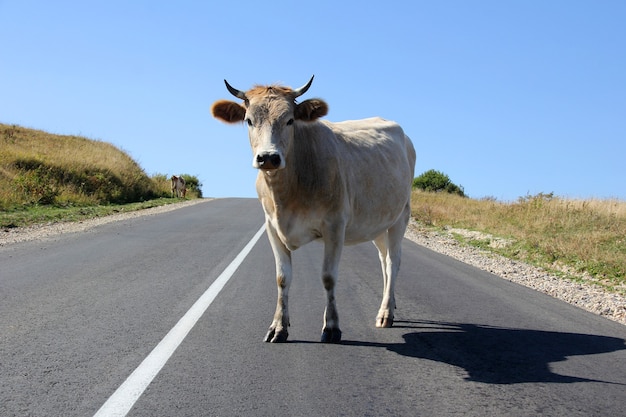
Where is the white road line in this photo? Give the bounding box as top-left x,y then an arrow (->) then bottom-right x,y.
93,224 -> 266,417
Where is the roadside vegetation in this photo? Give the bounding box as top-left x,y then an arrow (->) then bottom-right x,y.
0,123 -> 202,227
411,189 -> 626,294
0,199 -> 184,229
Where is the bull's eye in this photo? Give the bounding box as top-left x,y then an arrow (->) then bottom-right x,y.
246,118 -> 253,127
286,118 -> 294,126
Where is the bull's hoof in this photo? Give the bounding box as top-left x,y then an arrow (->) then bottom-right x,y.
264,328 -> 289,343
376,317 -> 394,328
320,328 -> 342,343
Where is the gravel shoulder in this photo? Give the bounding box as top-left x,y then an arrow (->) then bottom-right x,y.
404,219 -> 626,326
2,199 -> 624,326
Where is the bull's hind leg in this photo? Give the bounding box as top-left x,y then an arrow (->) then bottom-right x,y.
373,202 -> 410,328
373,232 -> 395,328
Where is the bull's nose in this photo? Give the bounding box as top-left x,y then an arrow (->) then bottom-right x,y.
256,153 -> 282,170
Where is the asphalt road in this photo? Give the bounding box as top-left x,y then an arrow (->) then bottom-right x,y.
1,198 -> 625,417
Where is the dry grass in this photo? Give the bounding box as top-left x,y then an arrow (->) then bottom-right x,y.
411,190 -> 626,292
1,123 -> 202,228
0,123 -> 166,209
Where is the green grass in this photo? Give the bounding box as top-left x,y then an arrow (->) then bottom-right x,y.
0,198 -> 182,229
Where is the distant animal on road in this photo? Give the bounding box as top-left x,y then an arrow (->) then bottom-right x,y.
211,76 -> 416,343
170,175 -> 186,198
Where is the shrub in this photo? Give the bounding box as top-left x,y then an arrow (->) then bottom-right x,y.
413,169 -> 466,197
181,174 -> 203,198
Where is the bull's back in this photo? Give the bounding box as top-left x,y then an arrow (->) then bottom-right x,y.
325,118 -> 416,242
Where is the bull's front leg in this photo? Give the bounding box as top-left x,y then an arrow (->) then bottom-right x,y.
264,224 -> 292,343
320,227 -> 345,343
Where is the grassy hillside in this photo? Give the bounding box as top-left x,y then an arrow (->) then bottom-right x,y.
411,190 -> 626,294
0,123 -> 200,212
0,123 -> 159,209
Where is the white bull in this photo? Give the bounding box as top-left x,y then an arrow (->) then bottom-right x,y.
211,76 -> 416,343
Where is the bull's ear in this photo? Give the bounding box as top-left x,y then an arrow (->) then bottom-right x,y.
211,100 -> 246,123
295,98 -> 328,122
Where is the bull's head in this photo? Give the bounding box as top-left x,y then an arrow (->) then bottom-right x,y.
211,76 -> 328,170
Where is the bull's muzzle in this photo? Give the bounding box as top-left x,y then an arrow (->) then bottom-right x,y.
256,153 -> 282,170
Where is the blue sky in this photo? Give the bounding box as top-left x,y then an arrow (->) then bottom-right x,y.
1,1 -> 625,201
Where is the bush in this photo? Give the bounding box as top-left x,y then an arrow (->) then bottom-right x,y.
413,169 -> 466,197
181,174 -> 203,198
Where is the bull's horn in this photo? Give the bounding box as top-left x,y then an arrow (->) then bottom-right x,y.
224,79 -> 247,100
293,75 -> 314,98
